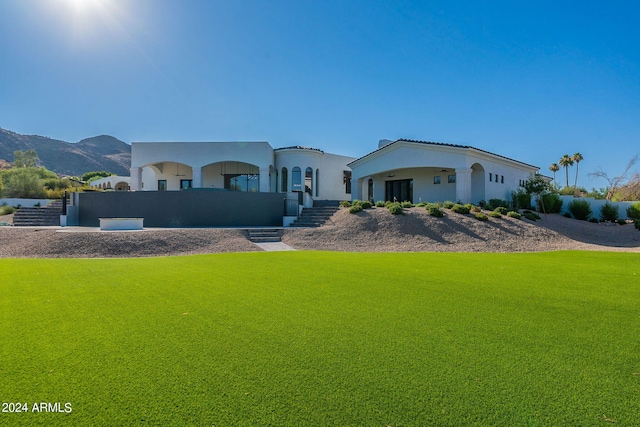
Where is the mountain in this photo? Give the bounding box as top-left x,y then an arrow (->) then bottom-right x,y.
0,128 -> 131,176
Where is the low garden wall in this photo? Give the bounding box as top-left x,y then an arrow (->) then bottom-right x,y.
0,198 -> 57,207
558,196 -> 637,220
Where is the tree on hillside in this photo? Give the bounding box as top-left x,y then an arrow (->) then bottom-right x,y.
523,174 -> 551,215
81,171 -> 113,182
549,163 -> 560,182
588,154 -> 638,200
559,154 -> 574,188
0,168 -> 46,198
572,152 -> 583,189
14,149 -> 39,168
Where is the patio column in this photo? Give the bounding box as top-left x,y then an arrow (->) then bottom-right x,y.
455,168 -> 473,203
192,166 -> 203,188
130,167 -> 142,191
259,167 -> 270,192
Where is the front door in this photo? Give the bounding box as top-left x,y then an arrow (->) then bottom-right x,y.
385,179 -> 413,203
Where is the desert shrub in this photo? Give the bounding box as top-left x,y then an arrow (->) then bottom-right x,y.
589,218 -> 599,223
494,206 -> 508,215
471,205 -> 481,212
617,219 -> 627,225
374,200 -> 385,207
428,206 -> 444,217
635,220 -> 640,230
339,200 -> 351,207
415,202 -> 427,207
387,203 -> 403,215
511,189 -> 532,210
474,212 -> 488,221
563,212 -> 572,218
599,202 -> 619,222
451,204 -> 470,214
463,203 -> 475,211
568,199 -> 592,221
360,200 -> 372,209
401,201 -> 414,208
489,211 -> 502,218
506,211 -> 521,219
0,205 -> 16,215
443,201 -> 455,209
538,193 -> 563,213
487,199 -> 510,210
626,202 -> 640,220
349,205 -> 363,214
523,212 -> 541,221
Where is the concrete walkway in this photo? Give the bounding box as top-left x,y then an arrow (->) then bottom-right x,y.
253,241 -> 296,251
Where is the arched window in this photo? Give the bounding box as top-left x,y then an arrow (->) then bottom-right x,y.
305,167 -> 313,194
281,167 -> 288,192
292,167 -> 302,191
315,169 -> 319,197
368,178 -> 373,202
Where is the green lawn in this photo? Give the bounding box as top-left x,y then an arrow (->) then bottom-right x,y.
1,251 -> 639,426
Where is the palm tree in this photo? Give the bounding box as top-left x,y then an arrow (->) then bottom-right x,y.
549,163 -> 560,182
572,152 -> 583,189
559,154 -> 574,188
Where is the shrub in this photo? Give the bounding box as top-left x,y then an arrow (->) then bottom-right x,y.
626,202 -> 640,220
0,205 -> 15,215
443,201 -> 455,209
474,212 -> 488,221
568,199 -> 592,221
494,206 -> 507,215
635,219 -> 640,230
506,211 -> 521,219
599,202 -> 619,223
511,189 -> 532,210
451,204 -> 470,214
360,200 -> 372,209
487,199 -> 510,210
489,211 -> 502,218
375,200 -> 386,207
428,206 -> 444,218
401,201 -> 414,208
523,212 -> 540,221
563,212 -> 572,218
617,219 -> 627,225
387,203 -> 404,215
589,218 -> 599,223
538,193 -> 563,213
349,205 -> 363,214
339,200 -> 351,208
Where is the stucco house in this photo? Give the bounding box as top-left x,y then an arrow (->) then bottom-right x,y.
349,139 -> 539,204
89,176 -> 131,191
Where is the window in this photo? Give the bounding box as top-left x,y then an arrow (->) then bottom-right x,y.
180,179 -> 192,190
281,167 -> 288,192
224,174 -> 259,192
158,180 -> 167,191
344,171 -> 352,194
489,173 -> 493,182
292,167 -> 302,191
368,178 -> 373,201
305,167 -> 313,194
448,175 -> 456,184
315,169 -> 319,197
434,176 -> 441,184
501,175 -> 504,184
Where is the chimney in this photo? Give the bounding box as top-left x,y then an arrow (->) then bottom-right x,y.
378,139 -> 393,148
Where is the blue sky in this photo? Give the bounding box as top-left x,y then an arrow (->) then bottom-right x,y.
1,0 -> 639,189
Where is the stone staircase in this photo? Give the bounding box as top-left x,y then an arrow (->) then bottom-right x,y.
289,204 -> 340,227
12,201 -> 63,226
247,229 -> 282,243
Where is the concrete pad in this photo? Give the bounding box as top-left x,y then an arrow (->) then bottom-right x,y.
254,242 -> 296,251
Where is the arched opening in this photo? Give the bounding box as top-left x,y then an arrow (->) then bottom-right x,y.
281,167 -> 288,192
115,181 -> 129,191
305,167 -> 313,194
471,163 -> 486,203
368,178 -> 374,202
292,167 -> 302,192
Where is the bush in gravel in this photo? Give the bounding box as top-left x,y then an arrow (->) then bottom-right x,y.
564,212 -> 572,218
375,200 -> 386,207
568,199 -> 592,221
507,211 -> 522,219
599,202 -> 619,223
635,220 -> 640,230
443,201 -> 455,209
523,212 -> 541,221
627,202 -> 640,220
463,203 -> 475,212
471,205 -> 482,213
387,203 -> 404,215
360,201 -> 373,209
617,219 -> 627,226
474,212 -> 489,221
349,205 -> 363,214
487,199 -> 511,210
589,218 -> 599,223
539,193 -> 563,214
428,206 -> 445,217
0,205 -> 15,215
401,201 -> 414,208
339,200 -> 351,208
451,204 -> 470,214
494,206 -> 508,215
489,211 -> 502,218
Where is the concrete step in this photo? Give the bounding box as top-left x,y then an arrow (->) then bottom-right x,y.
247,229 -> 282,243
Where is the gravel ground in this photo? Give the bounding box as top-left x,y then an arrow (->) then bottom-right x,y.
0,208 -> 639,258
